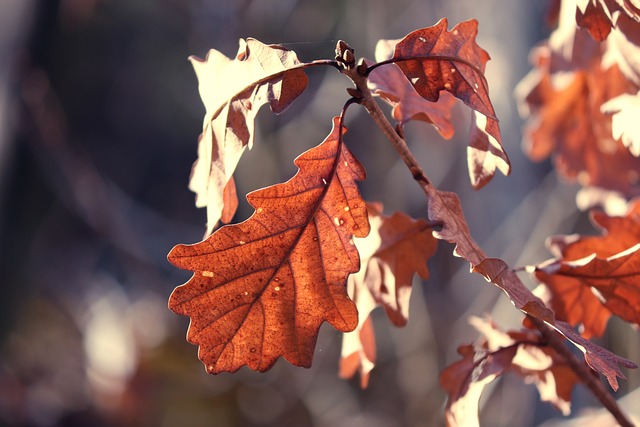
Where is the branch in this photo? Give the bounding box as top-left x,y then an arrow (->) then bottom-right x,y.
339,61 -> 636,427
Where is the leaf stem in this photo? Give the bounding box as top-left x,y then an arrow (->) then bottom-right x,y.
340,60 -> 636,427
530,317 -> 635,427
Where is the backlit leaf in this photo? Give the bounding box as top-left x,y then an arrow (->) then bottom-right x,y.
533,200 -> 640,338
576,0 -> 640,41
441,316 -> 579,427
189,38 -> 309,236
168,117 -> 369,373
516,5 -> 640,198
385,18 -> 510,189
442,344 -> 516,427
602,90 -> 640,156
339,203 -> 437,386
368,39 -> 457,138
425,185 -> 637,389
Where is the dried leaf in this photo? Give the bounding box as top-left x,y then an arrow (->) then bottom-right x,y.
602,90 -> 640,156
389,18 -> 510,189
516,6 -> 640,198
441,344 -> 517,427
368,40 -> 457,138
538,246 -> 640,332
441,316 -> 579,426
168,117 -> 369,373
576,0 -> 616,41
576,0 -> 640,41
339,203 -> 437,386
533,267 -> 611,339
533,200 -> 640,338
603,13 -> 640,85
220,177 -> 238,224
487,317 -> 578,412
518,60 -> 640,197
189,38 -> 309,236
425,185 -> 637,389
391,19 -> 493,117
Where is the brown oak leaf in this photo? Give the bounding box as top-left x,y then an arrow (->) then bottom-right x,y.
189,38 -> 309,236
425,185 -> 636,389
368,39 -> 457,138
533,200 -> 640,338
168,117 -> 369,373
472,317 -> 579,416
576,0 -> 640,41
518,58 -> 640,197
441,316 -> 579,426
516,6 -> 640,198
339,203 -> 437,387
441,344 -> 516,427
387,18 -> 510,189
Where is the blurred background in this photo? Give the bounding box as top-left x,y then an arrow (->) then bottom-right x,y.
1,0 -> 638,426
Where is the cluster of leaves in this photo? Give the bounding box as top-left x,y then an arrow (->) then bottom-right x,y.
517,0 -> 640,203
517,0 -> 640,364
168,2 -> 640,425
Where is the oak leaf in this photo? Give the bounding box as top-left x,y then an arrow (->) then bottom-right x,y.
386,18 -> 510,189
368,39 -> 457,139
424,185 -> 636,389
339,203 -> 437,387
442,344 -> 516,427
575,0 -> 640,41
189,38 -> 309,236
441,316 -> 579,427
168,117 -> 370,373
533,200 -> 640,338
518,58 -> 640,197
516,5 -> 640,198
471,317 -> 579,416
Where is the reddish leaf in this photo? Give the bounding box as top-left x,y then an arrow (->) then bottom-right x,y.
168,117 -> 370,373
533,200 -> 640,338
538,246 -> 640,332
339,203 -> 437,386
189,38 -> 309,236
368,39 -> 457,138
425,185 -> 637,389
516,9 -> 640,199
220,177 -> 238,224
441,344 -> 517,427
576,0 -> 640,41
423,186 -> 548,319
519,60 -> 640,197
391,18 -> 493,117
554,319 -> 636,391
577,0 -> 615,41
534,264 -> 611,339
441,316 -> 579,426
388,18 -> 510,189
604,13 -> 640,85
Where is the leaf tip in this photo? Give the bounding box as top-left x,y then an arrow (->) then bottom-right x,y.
167,243 -> 186,266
